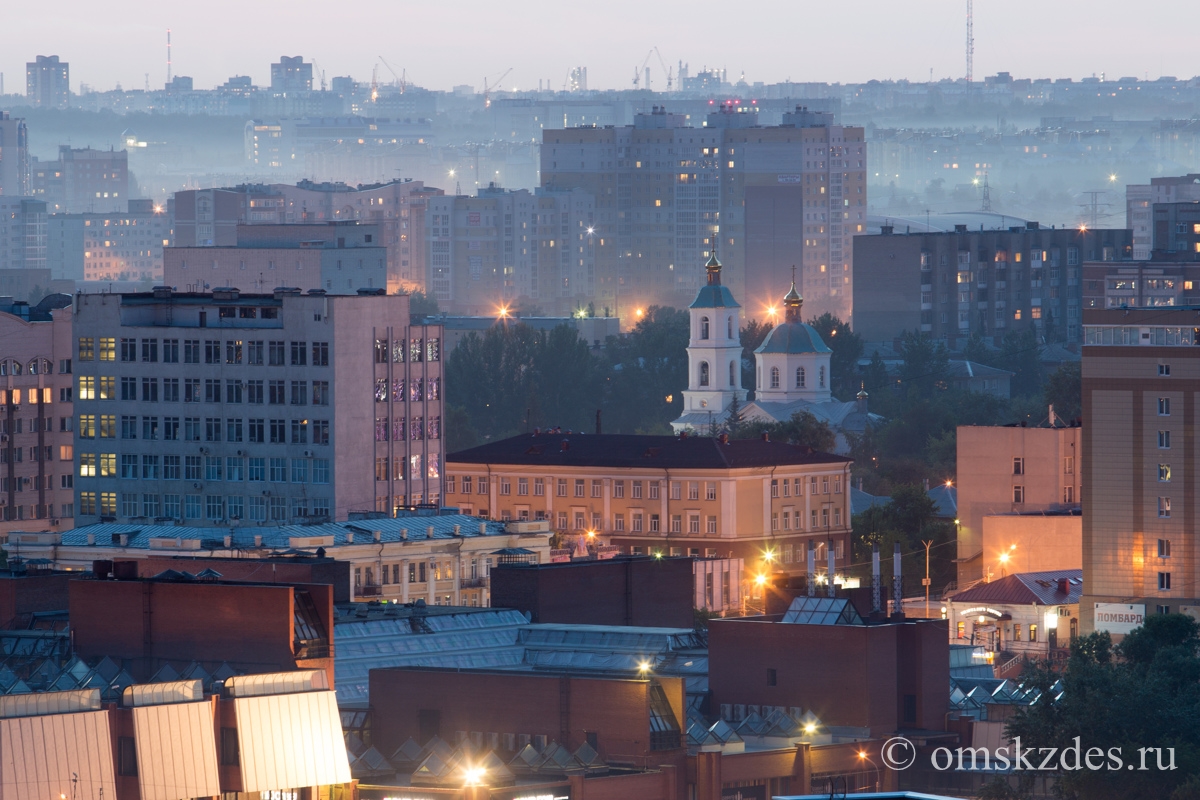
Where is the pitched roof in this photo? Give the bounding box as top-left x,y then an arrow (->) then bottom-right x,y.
950,569 -> 1082,606
689,284 -> 741,309
448,433 -> 851,470
755,322 -> 831,355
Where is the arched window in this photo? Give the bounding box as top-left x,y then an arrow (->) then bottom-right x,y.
729,360 -> 737,387
700,316 -> 710,340
819,365 -> 826,388
796,366 -> 806,388
770,367 -> 780,389
699,361 -> 710,387
727,316 -> 734,339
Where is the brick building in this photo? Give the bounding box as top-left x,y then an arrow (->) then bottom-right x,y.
1080,307 -> 1200,634
0,295 -> 75,536
70,288 -> 444,526
447,432 -> 853,585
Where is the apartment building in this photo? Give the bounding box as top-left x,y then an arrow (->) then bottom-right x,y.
31,146 -> 129,214
0,112 -> 30,197
1080,308 -> 1200,635
163,221 -> 387,293
425,185 -> 596,315
446,432 -> 853,579
0,197 -> 47,271
0,296 -> 75,535
1126,174 -> 1200,259
853,222 -> 1132,346
955,423 -> 1083,585
174,180 -> 440,293
47,199 -> 172,282
540,105 -> 865,322
71,287 -> 444,528
25,55 -> 69,108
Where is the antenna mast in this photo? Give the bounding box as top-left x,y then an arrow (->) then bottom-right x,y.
965,0 -> 974,83
167,28 -> 172,86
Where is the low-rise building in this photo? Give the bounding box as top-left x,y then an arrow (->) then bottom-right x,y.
946,569 -> 1082,663
447,432 -> 853,587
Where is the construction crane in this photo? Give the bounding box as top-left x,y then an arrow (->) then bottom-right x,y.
483,68 -> 512,108
632,49 -> 654,90
653,47 -> 673,92
311,59 -> 327,92
379,56 -> 406,93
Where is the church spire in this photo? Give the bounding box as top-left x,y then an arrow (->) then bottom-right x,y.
783,265 -> 802,323
705,238 -> 722,286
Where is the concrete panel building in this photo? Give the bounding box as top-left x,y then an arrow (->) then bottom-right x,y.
70,288 -> 444,527
1125,174 -> 1200,259
26,55 -> 69,108
540,105 -> 865,322
31,146 -> 129,214
0,295 -> 75,537
0,112 -> 30,197
0,197 -> 47,271
47,199 -> 172,283
1080,308 -> 1200,634
955,423 -> 1082,585
853,223 -> 1132,346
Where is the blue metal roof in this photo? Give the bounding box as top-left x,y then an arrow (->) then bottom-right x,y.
58,514 -> 509,550
755,322 -> 831,355
688,284 -> 741,309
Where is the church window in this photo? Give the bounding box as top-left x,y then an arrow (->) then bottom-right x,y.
770,367 -> 780,389
729,360 -> 737,387
699,361 -> 710,387
727,316 -> 734,338
700,316 -> 710,340
796,367 -> 806,388
819,365 -> 826,388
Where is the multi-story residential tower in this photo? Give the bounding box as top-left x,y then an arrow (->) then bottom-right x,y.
270,56 -> 314,93
854,222 -> 1132,346
1126,174 -> 1200,259
0,112 -> 30,198
0,295 -> 75,535
47,199 -> 172,282
540,105 -> 865,323
71,288 -> 445,527
1080,308 -> 1200,635
0,198 -> 47,271
425,186 -> 596,315
31,146 -> 129,214
26,56 -> 69,109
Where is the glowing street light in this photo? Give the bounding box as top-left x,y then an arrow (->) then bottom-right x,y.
803,723 -> 816,735
638,660 -> 652,674
463,766 -> 487,786
754,573 -> 768,587
635,308 -> 645,318
497,305 -> 510,319
762,547 -> 776,563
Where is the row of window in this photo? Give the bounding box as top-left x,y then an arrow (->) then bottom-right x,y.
0,417 -> 70,435
78,337 -> 329,366
79,377 -> 332,405
372,377 -> 441,404
0,358 -> 57,376
772,507 -> 844,529
1010,485 -> 1077,504
76,415 -> 330,444
1012,457 -> 1075,475
373,417 -> 441,441
78,454 -> 331,484
373,337 -> 442,364
355,559 -> 476,588
0,388 -> 54,406
766,365 -> 826,391
372,455 -> 443,481
448,475 -> 843,501
79,491 -> 329,521
0,504 -> 72,521
0,474 -> 72,491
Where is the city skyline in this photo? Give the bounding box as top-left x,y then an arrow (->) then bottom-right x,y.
2,0 -> 1197,96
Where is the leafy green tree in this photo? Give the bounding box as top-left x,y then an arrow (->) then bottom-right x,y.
444,405 -> 479,453
730,411 -> 836,452
962,331 -> 999,367
740,319 -> 772,397
1006,615 -> 1200,800
999,327 -> 1044,397
601,306 -> 690,434
808,313 -> 863,398
407,290 -> 440,319
1044,362 -> 1081,422
898,330 -> 950,397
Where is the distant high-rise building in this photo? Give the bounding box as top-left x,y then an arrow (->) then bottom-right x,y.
0,112 -> 30,197
1126,174 -> 1200,260
425,185 -> 595,315
271,56 -> 314,93
0,197 -> 47,271
540,104 -> 865,323
30,146 -> 130,214
25,55 -> 69,109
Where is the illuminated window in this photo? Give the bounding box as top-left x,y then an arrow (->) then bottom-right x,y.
1159,464 -> 1172,482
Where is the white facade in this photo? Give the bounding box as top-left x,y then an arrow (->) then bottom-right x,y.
683,302 -> 745,418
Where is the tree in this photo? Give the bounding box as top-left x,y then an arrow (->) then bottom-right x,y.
962,331 -> 998,367
898,330 -> 949,397
1044,362 -> 1081,422
407,290 -> 440,319
444,405 -> 479,453
740,319 -> 773,397
998,327 -> 1043,397
1005,615 -> 1200,800
729,411 -> 836,452
808,313 -> 863,398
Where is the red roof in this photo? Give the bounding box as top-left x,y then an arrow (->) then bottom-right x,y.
950,569 -> 1082,606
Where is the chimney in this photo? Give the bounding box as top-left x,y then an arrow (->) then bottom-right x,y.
1058,577 -> 1069,594
857,476 -> 864,492
453,524 -> 461,537
87,533 -> 96,546
761,431 -> 770,442
871,544 -> 882,613
880,224 -> 894,235
478,522 -> 487,535
427,526 -> 435,539
595,409 -> 602,435
892,542 -> 905,618
561,438 -> 570,452
400,528 -> 408,540
1049,404 -> 1057,427
374,530 -> 382,543
826,541 -> 837,598
346,532 -> 354,544
223,535 -> 232,547
254,535 -> 262,547
807,541 -> 816,597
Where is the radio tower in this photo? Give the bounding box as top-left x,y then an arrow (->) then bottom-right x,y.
965,0 -> 974,83
166,28 -> 172,86
981,172 -> 992,212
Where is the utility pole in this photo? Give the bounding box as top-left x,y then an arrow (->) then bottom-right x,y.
922,539 -> 934,617
980,172 -> 992,212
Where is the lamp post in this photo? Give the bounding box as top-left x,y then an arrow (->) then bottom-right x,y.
857,751 -> 881,792
921,538 -> 934,617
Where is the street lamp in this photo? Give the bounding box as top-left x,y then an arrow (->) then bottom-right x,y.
857,751 -> 881,792
463,766 -> 487,786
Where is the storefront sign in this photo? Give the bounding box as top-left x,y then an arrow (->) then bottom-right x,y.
1094,603 -> 1145,634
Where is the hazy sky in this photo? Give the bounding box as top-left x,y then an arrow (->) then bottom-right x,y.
3,0 -> 1196,95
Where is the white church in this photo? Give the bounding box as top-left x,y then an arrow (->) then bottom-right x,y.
670,253 -> 879,452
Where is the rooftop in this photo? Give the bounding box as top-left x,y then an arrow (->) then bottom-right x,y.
950,569 -> 1083,606
448,433 -> 851,470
